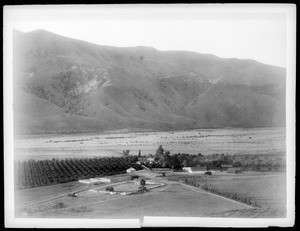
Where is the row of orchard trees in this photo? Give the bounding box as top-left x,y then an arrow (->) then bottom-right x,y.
14,156 -> 137,190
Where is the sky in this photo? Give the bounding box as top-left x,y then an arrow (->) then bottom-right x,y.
4,4 -> 294,68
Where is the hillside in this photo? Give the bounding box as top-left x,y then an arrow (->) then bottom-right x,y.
13,29 -> 286,133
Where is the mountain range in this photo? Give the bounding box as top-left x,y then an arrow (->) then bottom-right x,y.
13,29 -> 286,133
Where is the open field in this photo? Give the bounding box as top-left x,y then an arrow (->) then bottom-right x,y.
14,127 -> 286,160
14,170 -> 285,219
167,171 -> 286,217
14,173 -> 131,209
16,180 -> 252,219
13,127 -> 287,219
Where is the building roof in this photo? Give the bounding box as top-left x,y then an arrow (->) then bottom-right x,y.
221,164 -> 233,168
151,168 -> 171,172
227,167 -> 242,170
138,157 -> 148,161
127,167 -> 136,171
190,167 -> 207,171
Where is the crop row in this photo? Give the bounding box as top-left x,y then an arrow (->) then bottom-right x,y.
200,184 -> 259,207
14,156 -> 136,189
182,177 -> 259,207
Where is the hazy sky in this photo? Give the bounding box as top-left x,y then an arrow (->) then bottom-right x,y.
4,4 -> 293,68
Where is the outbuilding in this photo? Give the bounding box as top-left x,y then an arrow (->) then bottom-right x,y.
187,166 -> 207,174
79,179 -> 93,184
126,167 -> 136,173
90,177 -> 111,183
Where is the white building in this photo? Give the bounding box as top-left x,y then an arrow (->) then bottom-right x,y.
79,177 -> 111,184
183,166 -> 207,174
90,177 -> 111,183
79,179 -> 93,184
126,167 -> 136,173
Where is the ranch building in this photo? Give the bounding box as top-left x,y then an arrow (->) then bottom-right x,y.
184,166 -> 207,174
90,177 -> 111,183
126,167 -> 136,173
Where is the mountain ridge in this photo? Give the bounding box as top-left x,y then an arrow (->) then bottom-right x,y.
13,29 -> 286,133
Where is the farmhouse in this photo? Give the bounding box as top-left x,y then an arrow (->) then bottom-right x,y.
188,166 -> 207,174
136,157 -> 148,164
126,167 -> 136,173
183,167 -> 191,172
183,166 -> 207,174
147,157 -> 155,163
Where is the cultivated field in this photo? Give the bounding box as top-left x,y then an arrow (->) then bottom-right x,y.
14,127 -> 286,160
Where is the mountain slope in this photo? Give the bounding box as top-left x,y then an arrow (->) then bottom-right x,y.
13,29 -> 286,133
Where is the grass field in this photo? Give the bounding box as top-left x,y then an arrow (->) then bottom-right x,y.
16,170 -> 270,219
19,183 -> 251,219
14,181 -> 88,208
14,173 -> 130,211
167,171 -> 286,217
14,170 -> 286,219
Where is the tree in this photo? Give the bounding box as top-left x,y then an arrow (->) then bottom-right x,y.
156,145 -> 164,156
170,154 -> 182,169
233,161 -> 242,167
122,150 -> 130,158
155,145 -> 172,167
138,150 -> 141,157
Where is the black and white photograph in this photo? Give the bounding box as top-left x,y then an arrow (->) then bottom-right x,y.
4,4 -> 296,228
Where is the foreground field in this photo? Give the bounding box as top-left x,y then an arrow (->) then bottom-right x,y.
14,127 -> 286,160
15,170 -> 285,219
167,171 -> 286,217
17,182 -> 251,219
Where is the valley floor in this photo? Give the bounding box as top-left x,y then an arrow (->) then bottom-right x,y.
14,127 -> 286,160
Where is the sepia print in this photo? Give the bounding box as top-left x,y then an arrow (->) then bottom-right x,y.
4,4 -> 295,228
